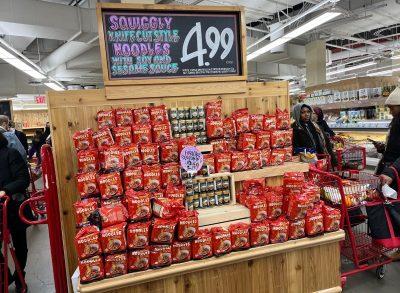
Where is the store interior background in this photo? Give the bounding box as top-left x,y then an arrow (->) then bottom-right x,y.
0,0 -> 400,292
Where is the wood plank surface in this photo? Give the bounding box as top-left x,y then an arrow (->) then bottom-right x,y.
232,162 -> 309,181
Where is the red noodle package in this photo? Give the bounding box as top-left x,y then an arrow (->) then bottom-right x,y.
150,245 -> 172,268
284,146 -> 292,161
231,151 -> 248,172
152,190 -> 165,199
229,223 -> 250,251
211,139 -> 228,153
226,138 -> 237,152
152,121 -> 171,143
283,172 -> 304,195
270,130 -> 285,149
214,152 -> 231,173
151,218 -> 177,244
76,172 -> 99,199
211,227 -> 232,256
236,191 -> 247,205
93,128 -> 114,149
149,105 -> 168,122
202,153 -> 215,174
255,131 -> 270,150
177,210 -> 198,241
160,140 -> 179,163
269,149 -> 286,166
177,136 -> 196,155
152,198 -> 184,219
276,109 -> 290,130
206,119 -> 224,138
205,100 -> 222,120
96,205 -> 128,228
115,108 -> 133,127
73,129 -> 94,151
223,117 -> 237,138
122,167 -> 143,191
127,221 -> 150,250
133,107 -> 150,125
192,229 -> 212,259
246,150 -> 262,170
74,198 -> 99,227
265,191 -> 283,219
288,219 -> 306,240
128,248 -> 150,272
250,222 -> 270,247
103,145 -> 125,171
126,190 -> 152,221
112,126 -> 132,147
323,205 -> 341,232
97,110 -> 115,129
101,198 -> 124,208
304,183 -> 320,204
243,178 -> 265,196
140,143 -> 159,165
77,149 -> 99,174
287,194 -> 309,221
100,222 -> 127,254
246,196 -> 267,222
269,216 -> 289,244
161,163 -> 181,188
98,172 -> 123,199
263,115 -> 277,131
104,253 -> 127,278
235,113 -> 250,134
132,124 -> 152,144
260,148 -> 271,167
78,255 -> 104,283
172,241 -> 192,264
284,129 -> 293,147
75,226 -> 102,259
237,133 -> 256,151
250,114 -> 264,132
165,185 -> 185,203
305,204 -> 324,236
122,143 -> 141,168
142,164 -> 161,191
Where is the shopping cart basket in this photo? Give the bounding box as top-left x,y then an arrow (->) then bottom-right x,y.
0,196 -> 27,293
309,168 -> 391,282
26,164 -> 46,219
336,143 -> 367,171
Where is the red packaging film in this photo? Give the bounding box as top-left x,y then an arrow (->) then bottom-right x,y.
115,108 -> 133,127
235,113 -> 250,134
73,128 -> 94,151
133,107 -> 150,125
269,216 -> 289,244
150,245 -> 172,268
100,222 -> 127,254
165,185 -> 185,203
303,183 -> 320,204
260,149 -> 271,167
237,133 -> 256,151
152,198 -> 184,219
283,172 -> 305,195
232,108 -> 249,118
126,190 -> 152,221
192,229 -> 213,260
103,145 -> 125,171
305,204 -> 324,236
270,130 -> 285,149
250,114 -> 264,132
78,255 -> 104,283
98,204 -> 128,228
263,115 -> 277,131
323,205 -> 341,232
246,150 -> 262,170
75,226 -> 102,259
282,195 -> 290,215
288,219 -> 306,240
276,109 -> 290,130
121,143 -> 141,168
97,109 -> 115,129
122,167 -> 143,191
205,100 -> 222,120
210,139 -> 228,154
132,123 -> 152,144
206,119 -> 224,139
284,129 -> 293,147
202,153 -> 215,174
97,172 -> 123,200
152,121 -> 171,143
231,151 -> 248,172
284,146 -> 293,162
160,140 -> 179,163
74,198 -> 99,227
229,223 -> 250,251
151,218 -> 177,244
287,194 -> 309,221
255,131 -> 270,150
214,152 -> 231,173
128,248 -> 150,272
104,253 -> 127,278
142,164 -> 161,191
269,149 -> 286,166
265,191 -> 283,219
223,117 -> 237,138
177,210 -> 199,241
77,149 -> 99,174
245,196 -> 267,222
140,143 -> 159,165
226,138 -> 237,152
101,198 -> 124,208
243,178 -> 265,196
250,222 -> 270,247
172,241 -> 192,264
112,126 -> 132,147
149,105 -> 168,123
211,227 -> 232,256
76,172 -> 99,199
177,136 -> 196,155
127,221 -> 151,249
161,163 -> 181,188
93,128 -> 114,149
235,191 -> 247,205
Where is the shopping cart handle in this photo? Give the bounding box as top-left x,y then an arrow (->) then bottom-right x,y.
19,196 -> 48,225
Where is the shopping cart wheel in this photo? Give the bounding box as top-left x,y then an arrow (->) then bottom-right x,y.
376,265 -> 386,279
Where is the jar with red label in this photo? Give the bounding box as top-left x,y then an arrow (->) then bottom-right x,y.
93,128 -> 114,149
104,253 -> 127,278
211,227 -> 232,256
77,149 -> 99,174
160,140 -> 179,163
115,108 -> 133,127
255,131 -> 270,150
223,117 -> 237,138
192,229 -> 212,259
250,222 -> 270,247
161,163 -> 181,188
206,119 -> 224,139
231,151 -> 248,172
74,198 -> 99,227
126,190 -> 152,222
76,172 -> 99,199
250,114 -> 264,132
150,245 -> 172,268
73,129 -> 94,152
100,222 -> 127,254
265,192 -> 283,219
75,226 -> 102,259
97,172 -> 123,200
214,153 -> 231,173
132,124 -> 152,144
142,164 -> 161,191
78,255 -> 104,283
245,196 -> 267,222
133,107 -> 150,124
152,121 -> 171,143
269,216 -> 289,244
177,210 -> 198,241
150,105 -> 168,122
122,167 -> 143,191
263,115 -> 276,131
127,221 -> 150,249
103,145 -> 125,171
128,248 -> 150,272
112,126 -> 132,147
229,223 -> 250,251
140,143 -> 159,165
150,218 -> 177,244
288,219 -> 306,240
97,110 -> 115,129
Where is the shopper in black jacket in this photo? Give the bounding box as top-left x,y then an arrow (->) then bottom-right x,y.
0,132 -> 30,292
312,107 -> 336,137
9,121 -> 28,153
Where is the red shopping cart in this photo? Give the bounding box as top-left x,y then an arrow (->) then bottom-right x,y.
334,139 -> 367,171
0,196 -> 27,293
26,164 -> 46,219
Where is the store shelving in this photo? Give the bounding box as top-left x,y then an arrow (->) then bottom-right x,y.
232,162 -> 309,181
332,128 -> 388,133
315,96 -> 387,111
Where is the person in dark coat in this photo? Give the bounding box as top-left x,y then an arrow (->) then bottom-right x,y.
291,103 -> 337,168
9,121 -> 28,153
0,132 -> 30,292
312,107 -> 336,137
28,130 -> 44,165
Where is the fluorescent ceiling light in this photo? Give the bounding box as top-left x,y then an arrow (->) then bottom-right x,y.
45,82 -> 65,91
247,11 -> 341,61
367,68 -> 400,76
327,61 -> 376,76
0,47 -> 46,79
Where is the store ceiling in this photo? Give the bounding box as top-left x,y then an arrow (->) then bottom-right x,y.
0,0 -> 399,96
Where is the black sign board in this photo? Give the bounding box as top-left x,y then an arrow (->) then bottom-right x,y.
101,9 -> 242,80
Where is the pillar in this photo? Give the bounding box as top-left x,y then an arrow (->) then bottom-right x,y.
305,40 -> 326,87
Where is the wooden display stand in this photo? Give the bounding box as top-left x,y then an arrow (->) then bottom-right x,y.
46,3 -> 344,292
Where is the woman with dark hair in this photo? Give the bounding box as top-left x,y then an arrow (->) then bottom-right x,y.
312,107 -> 336,137
0,132 -> 30,292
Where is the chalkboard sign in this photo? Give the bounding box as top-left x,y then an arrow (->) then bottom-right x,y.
101,9 -> 242,81
0,100 -> 12,120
